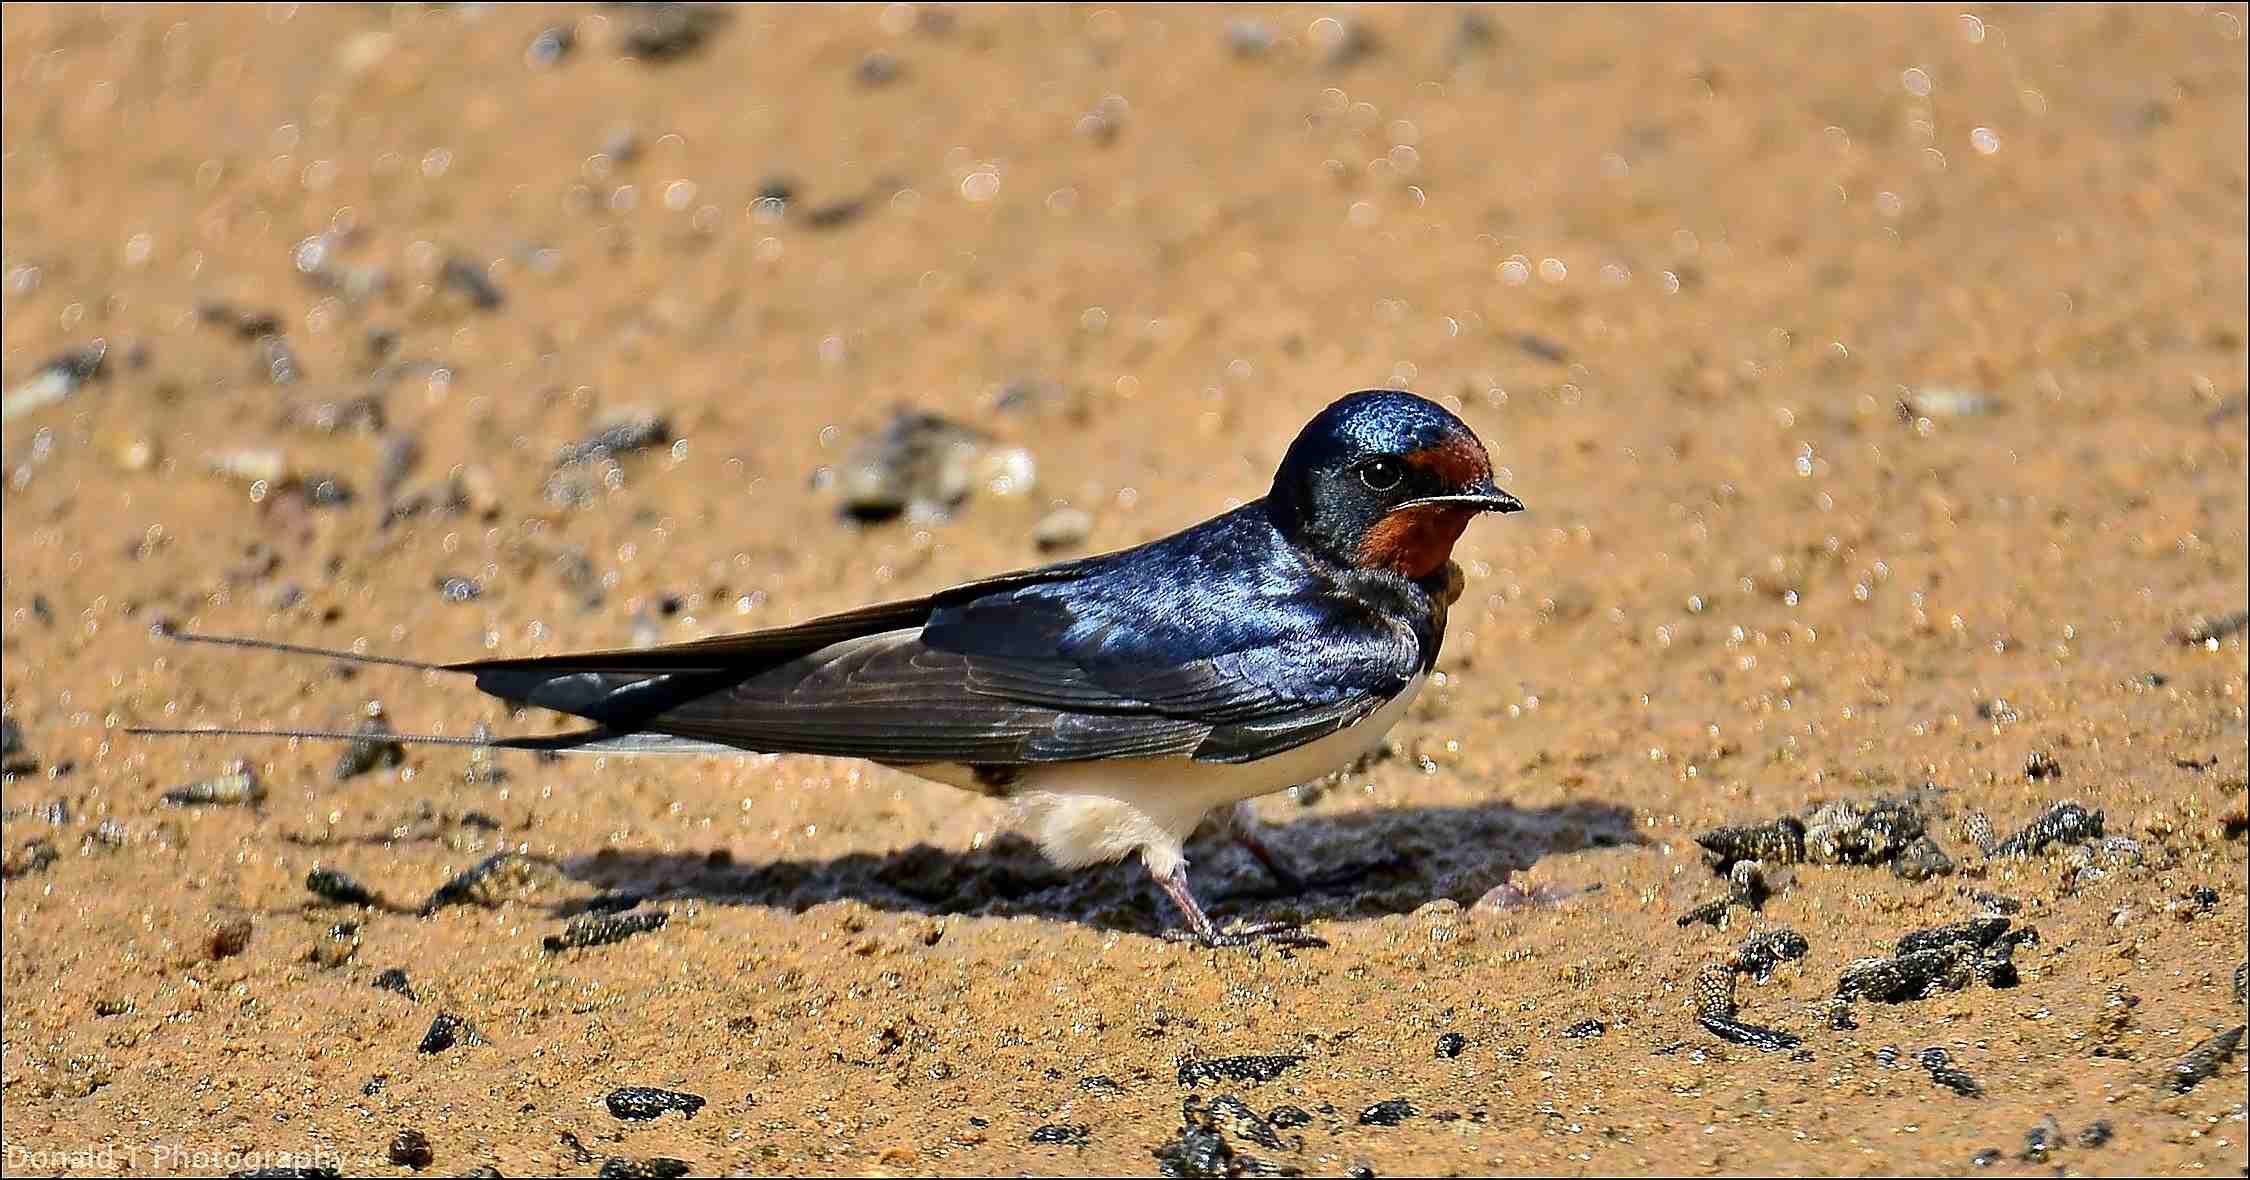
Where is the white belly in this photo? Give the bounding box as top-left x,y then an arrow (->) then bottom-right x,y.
905,673 -> 1426,875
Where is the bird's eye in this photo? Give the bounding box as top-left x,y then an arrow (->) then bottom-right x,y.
1358,458 -> 1404,492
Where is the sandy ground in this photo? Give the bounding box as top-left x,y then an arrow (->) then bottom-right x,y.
3,4 -> 2246,1176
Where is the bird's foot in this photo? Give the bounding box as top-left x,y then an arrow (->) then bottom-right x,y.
1162,920 -> 1328,951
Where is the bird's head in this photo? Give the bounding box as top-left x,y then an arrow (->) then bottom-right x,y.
1267,390 -> 1523,580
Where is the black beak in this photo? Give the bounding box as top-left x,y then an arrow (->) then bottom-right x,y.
1401,480 -> 1525,514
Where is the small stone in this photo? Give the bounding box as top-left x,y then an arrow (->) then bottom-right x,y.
596,1158 -> 692,1180
1027,1123 -> 1089,1146
1559,1019 -> 1607,1040
417,1012 -> 470,1055
1729,929 -> 1810,980
1176,1054 -> 1303,1087
1693,816 -> 1805,869
435,575 -> 482,603
526,25 -> 574,67
1032,507 -> 1094,551
3,838 -> 59,879
606,1087 -> 705,1121
306,867 -> 385,908
2076,1120 -> 2113,1148
1919,1047 -> 1984,1097
2020,1115 -> 2063,1162
208,914 -> 254,959
1971,1148 -> 2002,1167
333,712 -> 406,781
855,51 -> 902,86
309,922 -> 360,968
373,968 -> 416,1001
543,909 -> 668,951
387,1128 -> 433,1170
162,766 -> 264,807
616,3 -> 727,61
1990,801 -> 2103,857
554,410 -> 671,467
2023,751 -> 2063,780
1357,1098 -> 1416,1127
2166,1025 -> 2245,1094
1435,1031 -> 1467,1058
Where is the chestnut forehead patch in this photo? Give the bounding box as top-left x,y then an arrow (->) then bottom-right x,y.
1401,433 -> 1491,487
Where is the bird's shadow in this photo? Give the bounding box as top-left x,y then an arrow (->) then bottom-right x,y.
552,798 -> 1644,938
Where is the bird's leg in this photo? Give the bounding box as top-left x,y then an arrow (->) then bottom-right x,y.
1223,801 -> 1402,896
1152,862 -> 1326,950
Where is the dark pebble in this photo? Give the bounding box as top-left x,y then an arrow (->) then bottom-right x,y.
1918,1047 -> 1984,1097
1151,1117 -> 1234,1179
0,716 -> 21,755
439,258 -> 506,310
1358,1099 -> 1416,1127
1729,929 -> 1810,980
4,838 -> 61,879
1027,1123 -> 1089,1145
1990,801 -> 2103,857
2175,609 -> 2250,646
544,908 -> 668,951
435,575 -> 482,603
209,914 -> 254,959
1694,816 -> 1805,869
333,715 -> 406,781
2024,751 -> 2064,780
1198,1094 -> 1285,1151
806,198 -> 867,230
526,25 -> 575,67
1079,1075 -> 1123,1093
419,852 -> 518,915
1971,1148 -> 2001,1167
1697,1013 -> 1802,1053
1515,333 -> 1570,362
459,1169 -> 503,1179
606,1086 -> 705,1121
373,967 -> 416,1000
162,767 -> 264,807
615,2 -> 727,61
855,51 -> 902,86
554,412 -> 672,467
418,1011 -> 469,1055
1560,1019 -> 1607,1040
1176,1054 -> 1303,1087
2076,1120 -> 2113,1148
1266,1104 -> 1312,1129
1435,1031 -> 1468,1058
2020,1115 -> 2063,1162
597,1158 -> 692,1180
306,867 -> 384,908
2166,1025 -> 2245,1094
387,1128 -> 433,1170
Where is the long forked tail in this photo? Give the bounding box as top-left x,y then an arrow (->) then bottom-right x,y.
154,629 -> 450,673
121,722 -> 614,752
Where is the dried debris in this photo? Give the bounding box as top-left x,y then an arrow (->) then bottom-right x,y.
305,867 -> 386,908
832,409 -> 1035,522
1919,1047 -> 1984,1097
333,712 -> 407,781
1176,1054 -> 1303,1088
606,1087 -> 706,1121
543,909 -> 668,952
1728,929 -> 1810,981
1988,801 -> 2103,857
1692,962 -> 1802,1052
161,766 -> 265,807
1836,917 -> 2036,1003
2166,1025 -> 2245,1094
4,341 -> 108,421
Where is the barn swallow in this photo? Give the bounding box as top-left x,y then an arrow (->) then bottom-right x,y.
131,390 -> 1524,947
